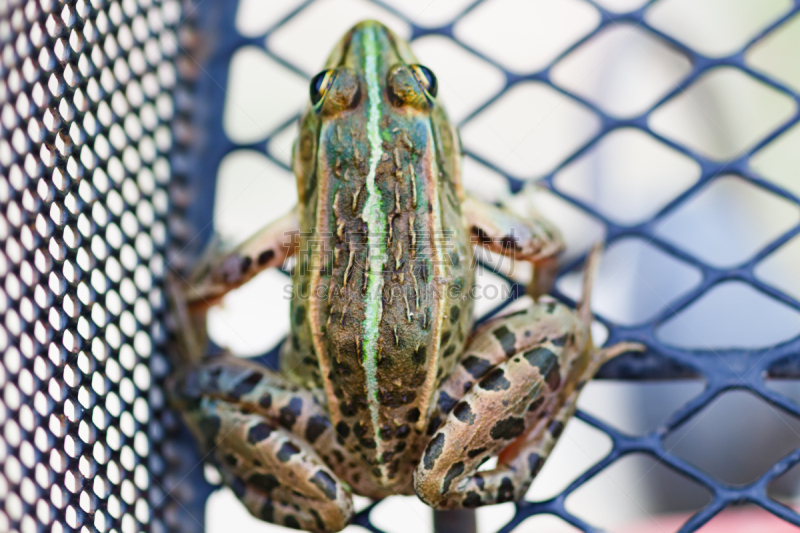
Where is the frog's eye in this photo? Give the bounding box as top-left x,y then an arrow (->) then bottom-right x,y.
310,69 -> 336,107
410,64 -> 437,99
310,68 -> 360,114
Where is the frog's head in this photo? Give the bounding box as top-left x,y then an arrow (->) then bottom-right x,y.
310,20 -> 437,116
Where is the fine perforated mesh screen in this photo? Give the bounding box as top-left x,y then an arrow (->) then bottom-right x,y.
4,0 -> 800,532
0,1 -> 208,532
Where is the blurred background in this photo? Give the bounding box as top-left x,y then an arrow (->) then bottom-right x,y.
188,0 -> 800,531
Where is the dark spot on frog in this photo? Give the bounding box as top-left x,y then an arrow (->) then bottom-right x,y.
524,346 -> 561,390
340,401 -> 356,417
453,402 -> 476,425
441,330 -> 451,346
247,423 -> 272,444
291,334 -> 300,351
423,432 -> 445,470
467,447 -> 486,458
284,515 -> 301,529
438,391 -> 457,414
475,474 -> 485,490
471,225 -> 491,245
260,501 -> 274,522
549,420 -> 565,439
311,509 -> 325,532
426,415 -> 442,435
449,305 -> 460,323
257,249 -> 275,266
500,234 -> 520,251
353,421 -> 367,439
229,371 -> 261,399
411,346 -> 426,366
305,415 -> 328,444
463,381 -> 473,394
492,325 -> 517,357
395,441 -> 407,453
277,442 -> 301,462
380,424 -> 394,440
463,491 -> 482,508
396,424 -> 410,439
372,467 -> 381,477
223,454 -> 237,467
551,334 -> 567,347
528,396 -> 545,412
442,462 -> 464,494
259,393 -> 272,409
480,368 -> 510,391
407,407 -> 421,422
310,470 -> 338,500
497,477 -> 515,503
529,453 -> 545,476
353,472 -> 361,484
294,305 -> 306,326
381,450 -> 395,463
378,389 -> 417,407
443,345 -> 456,358
490,416 -> 525,440
250,473 -> 280,493
279,398 -> 303,429
239,256 -> 252,274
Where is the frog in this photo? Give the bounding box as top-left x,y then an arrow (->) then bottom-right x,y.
168,20 -> 643,533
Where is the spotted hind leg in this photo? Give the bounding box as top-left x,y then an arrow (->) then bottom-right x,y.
186,398 -> 353,533
414,329 -> 640,509
414,246 -> 643,510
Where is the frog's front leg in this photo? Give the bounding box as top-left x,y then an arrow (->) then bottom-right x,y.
171,355 -> 354,532
463,193 -> 564,297
185,206 -> 299,310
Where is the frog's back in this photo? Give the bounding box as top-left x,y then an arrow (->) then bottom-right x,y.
282,21 -> 473,494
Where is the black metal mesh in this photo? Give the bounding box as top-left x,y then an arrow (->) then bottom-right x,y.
0,0 -> 209,531
4,0 -> 800,532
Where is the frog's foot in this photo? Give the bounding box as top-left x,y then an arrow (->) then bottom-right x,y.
463,193 -> 564,297
190,399 -> 354,533
185,206 -> 299,310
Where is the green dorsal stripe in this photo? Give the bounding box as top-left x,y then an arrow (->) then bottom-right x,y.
361,25 -> 387,465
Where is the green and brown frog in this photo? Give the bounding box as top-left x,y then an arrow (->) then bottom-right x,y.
169,20 -> 641,533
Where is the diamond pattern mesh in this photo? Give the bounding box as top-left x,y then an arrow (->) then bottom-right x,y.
4,0 -> 800,532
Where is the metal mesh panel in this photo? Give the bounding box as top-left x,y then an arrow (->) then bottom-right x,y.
4,0 -> 800,532
0,0 -> 207,531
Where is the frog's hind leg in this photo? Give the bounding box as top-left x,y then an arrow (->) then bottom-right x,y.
463,193 -> 564,298
414,246 -> 644,509
185,205 -> 299,310
189,399 -> 353,533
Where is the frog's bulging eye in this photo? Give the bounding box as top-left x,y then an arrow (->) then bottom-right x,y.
310,69 -> 336,107
410,64 -> 437,99
310,68 -> 360,114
